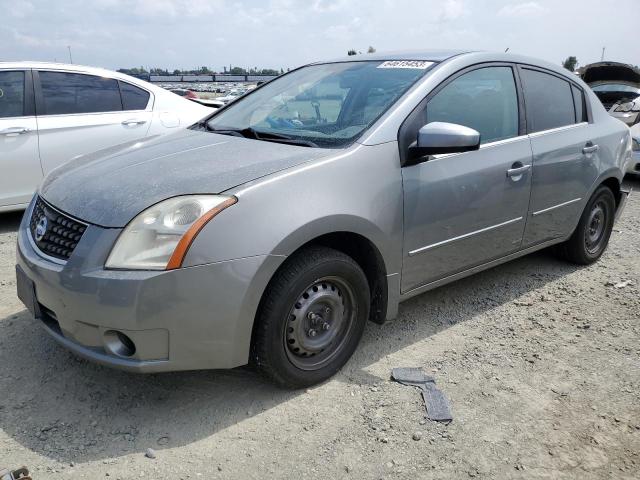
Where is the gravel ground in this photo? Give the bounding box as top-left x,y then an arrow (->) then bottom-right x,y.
1,178 -> 639,479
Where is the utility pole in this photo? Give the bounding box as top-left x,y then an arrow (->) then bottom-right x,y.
601,47 -> 605,62
67,45 -> 73,64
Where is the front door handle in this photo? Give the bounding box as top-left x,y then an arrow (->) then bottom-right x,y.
1,127 -> 30,136
121,119 -> 147,126
506,164 -> 531,178
582,143 -> 599,154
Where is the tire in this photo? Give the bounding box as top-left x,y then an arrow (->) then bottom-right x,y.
251,246 -> 370,388
555,185 -> 616,265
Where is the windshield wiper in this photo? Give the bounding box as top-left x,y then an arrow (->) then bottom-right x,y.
207,126 -> 318,147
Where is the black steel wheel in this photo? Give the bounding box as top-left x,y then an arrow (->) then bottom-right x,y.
251,246 -> 370,388
555,185 -> 616,265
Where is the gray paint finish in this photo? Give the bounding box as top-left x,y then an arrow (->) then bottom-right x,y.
16,50 -> 631,373
40,128 -> 335,227
401,136 -> 533,292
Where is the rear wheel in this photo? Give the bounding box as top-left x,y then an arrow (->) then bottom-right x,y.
251,246 -> 370,388
555,186 -> 615,265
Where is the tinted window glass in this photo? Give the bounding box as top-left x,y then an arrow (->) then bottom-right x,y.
40,72 -> 122,115
0,71 -> 25,118
521,69 -> 575,132
120,81 -> 150,110
571,85 -> 586,122
426,67 -> 519,144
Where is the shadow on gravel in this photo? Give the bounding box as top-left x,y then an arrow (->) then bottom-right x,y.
0,211 -> 25,234
0,245 -> 583,463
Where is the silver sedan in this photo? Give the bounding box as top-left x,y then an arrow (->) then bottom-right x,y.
16,51 -> 632,387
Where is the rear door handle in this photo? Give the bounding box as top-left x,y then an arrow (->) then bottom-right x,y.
582,144 -> 599,154
506,164 -> 531,178
1,127 -> 30,136
121,119 -> 147,126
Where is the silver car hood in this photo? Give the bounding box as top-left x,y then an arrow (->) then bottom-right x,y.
40,128 -> 334,227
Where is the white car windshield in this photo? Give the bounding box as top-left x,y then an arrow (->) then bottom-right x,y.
592,84 -> 640,94
204,61 -> 433,148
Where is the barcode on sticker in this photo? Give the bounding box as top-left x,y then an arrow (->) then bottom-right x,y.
377,61 -> 434,69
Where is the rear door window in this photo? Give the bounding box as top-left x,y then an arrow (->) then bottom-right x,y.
119,81 -> 150,110
39,71 -> 122,115
0,71 -> 25,118
520,68 -> 576,132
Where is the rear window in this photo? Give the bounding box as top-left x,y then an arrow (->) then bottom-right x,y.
39,71 -> 122,115
120,81 -> 150,110
0,71 -> 25,118
521,68 -> 576,133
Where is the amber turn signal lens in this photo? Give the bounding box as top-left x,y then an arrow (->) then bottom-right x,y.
166,196 -> 237,270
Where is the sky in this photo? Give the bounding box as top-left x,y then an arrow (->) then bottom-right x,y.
0,0 -> 638,72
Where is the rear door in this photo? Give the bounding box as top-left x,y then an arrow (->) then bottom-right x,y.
34,71 -> 153,175
519,66 -> 599,246
0,69 -> 41,208
400,64 -> 533,292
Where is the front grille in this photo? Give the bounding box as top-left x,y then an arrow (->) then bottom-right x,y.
602,102 -> 615,111
29,196 -> 87,261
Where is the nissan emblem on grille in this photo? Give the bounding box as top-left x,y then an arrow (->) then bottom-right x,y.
34,217 -> 48,242
29,196 -> 87,261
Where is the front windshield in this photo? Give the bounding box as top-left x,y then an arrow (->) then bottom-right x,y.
205,61 -> 434,148
592,84 -> 640,94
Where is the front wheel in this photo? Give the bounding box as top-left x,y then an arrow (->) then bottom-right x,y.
555,185 -> 616,265
251,246 -> 370,388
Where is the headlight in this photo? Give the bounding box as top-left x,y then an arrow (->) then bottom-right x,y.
633,138 -> 640,152
615,101 -> 639,113
105,195 -> 237,270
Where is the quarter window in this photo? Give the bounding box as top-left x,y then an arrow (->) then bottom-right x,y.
120,81 -> 150,110
39,72 -> 122,115
426,67 -> 519,144
0,71 -> 25,118
571,85 -> 586,123
520,68 -> 576,132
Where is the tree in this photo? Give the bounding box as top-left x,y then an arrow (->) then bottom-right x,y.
347,49 -> 357,56
562,56 -> 578,72
367,46 -> 376,54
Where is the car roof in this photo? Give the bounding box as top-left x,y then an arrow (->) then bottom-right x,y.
312,49 -> 472,65
0,61 -> 120,76
0,61 -> 159,88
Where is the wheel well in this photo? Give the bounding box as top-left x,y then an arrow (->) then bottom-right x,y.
296,232 -> 388,324
601,177 -> 622,207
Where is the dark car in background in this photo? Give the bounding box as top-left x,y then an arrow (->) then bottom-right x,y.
582,62 -> 640,127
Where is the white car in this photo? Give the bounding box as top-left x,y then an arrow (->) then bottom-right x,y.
629,123 -> 640,176
0,62 -> 211,212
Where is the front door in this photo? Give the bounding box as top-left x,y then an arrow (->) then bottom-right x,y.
0,69 -> 41,209
400,65 -> 532,293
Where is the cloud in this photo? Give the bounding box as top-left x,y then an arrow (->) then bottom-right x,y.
498,1 -> 548,18
441,0 -> 467,21
3,0 -> 35,18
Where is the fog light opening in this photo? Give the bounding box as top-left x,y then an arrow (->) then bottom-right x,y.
104,330 -> 136,358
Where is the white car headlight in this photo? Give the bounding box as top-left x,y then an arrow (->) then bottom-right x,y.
106,195 -> 237,270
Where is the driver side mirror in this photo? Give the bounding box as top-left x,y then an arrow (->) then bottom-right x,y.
407,122 -> 481,165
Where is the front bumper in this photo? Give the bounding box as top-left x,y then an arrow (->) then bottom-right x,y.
16,203 -> 282,372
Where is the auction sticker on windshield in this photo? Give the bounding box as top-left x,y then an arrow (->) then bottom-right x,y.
377,61 -> 434,69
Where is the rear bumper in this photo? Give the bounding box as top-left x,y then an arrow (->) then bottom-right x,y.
615,188 -> 631,224
16,202 -> 283,373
